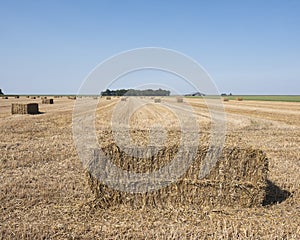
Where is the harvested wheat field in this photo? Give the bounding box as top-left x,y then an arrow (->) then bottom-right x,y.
0,96 -> 300,239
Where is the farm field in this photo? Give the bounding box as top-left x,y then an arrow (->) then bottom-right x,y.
185,95 -> 300,102
0,96 -> 300,239
225,95 -> 300,102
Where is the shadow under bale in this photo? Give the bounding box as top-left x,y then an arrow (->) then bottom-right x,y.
87,142 -> 269,209
262,180 -> 291,206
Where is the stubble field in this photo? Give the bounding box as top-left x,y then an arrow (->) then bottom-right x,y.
0,96 -> 299,239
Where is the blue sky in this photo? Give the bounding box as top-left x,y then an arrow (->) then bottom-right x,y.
0,0 -> 299,95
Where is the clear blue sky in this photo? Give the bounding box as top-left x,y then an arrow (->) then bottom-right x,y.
1,0 -> 299,95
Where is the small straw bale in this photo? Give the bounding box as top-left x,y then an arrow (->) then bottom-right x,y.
68,96 -> 76,100
154,98 -> 161,103
236,97 -> 243,101
223,98 -> 229,102
106,96 -> 111,100
11,103 -> 39,115
42,98 -> 54,104
87,139 -> 268,209
121,97 -> 127,101
176,97 -> 184,103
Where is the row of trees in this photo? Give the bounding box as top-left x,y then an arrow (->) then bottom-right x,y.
101,88 -> 170,96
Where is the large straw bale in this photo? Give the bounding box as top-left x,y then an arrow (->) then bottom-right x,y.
87,138 -> 268,209
11,103 -> 39,114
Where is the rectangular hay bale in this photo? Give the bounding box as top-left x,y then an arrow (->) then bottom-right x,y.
87,143 -> 268,209
176,97 -> 184,103
42,98 -> 54,104
11,103 -> 39,115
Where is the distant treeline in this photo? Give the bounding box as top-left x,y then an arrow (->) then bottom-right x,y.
101,88 -> 171,96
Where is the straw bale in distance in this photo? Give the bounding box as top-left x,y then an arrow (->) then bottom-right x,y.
121,97 -> 127,101
87,139 -> 268,209
176,97 -> 184,103
42,98 -> 54,104
223,98 -> 229,102
236,97 -> 243,101
68,96 -> 76,100
154,98 -> 161,103
11,103 -> 39,114
106,96 -> 111,100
